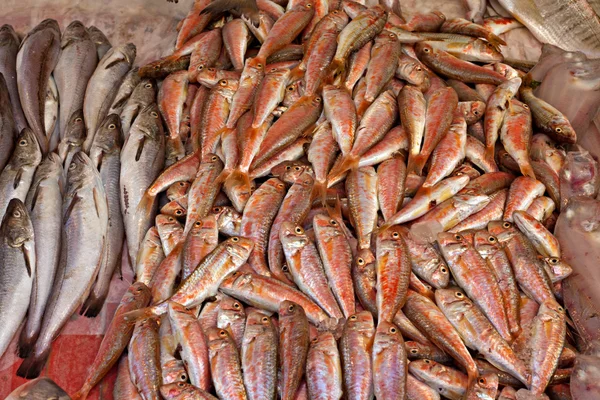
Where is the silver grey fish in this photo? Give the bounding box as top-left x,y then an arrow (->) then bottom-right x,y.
18,153 -> 64,358
120,78 -> 157,140
0,25 -> 26,133
109,67 -> 142,116
57,109 -> 86,171
120,103 -> 165,266
83,43 -> 136,152
499,0 -> 600,58
16,19 -> 61,154
82,114 -> 124,317
17,151 -> 108,379
0,73 -> 15,171
44,76 -> 59,150
0,198 -> 35,358
54,21 -> 98,142
6,377 -> 70,400
87,26 -> 112,60
0,128 -> 42,222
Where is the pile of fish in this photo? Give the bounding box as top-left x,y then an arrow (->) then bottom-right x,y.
2,0 -> 600,399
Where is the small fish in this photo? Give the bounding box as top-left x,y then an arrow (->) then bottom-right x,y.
340,311 -> 375,399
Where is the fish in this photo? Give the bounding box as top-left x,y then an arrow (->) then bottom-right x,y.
0,199 -> 35,358
306,330 -> 343,399
167,302 -> 212,390
217,295 -> 246,349
279,301 -> 310,400
135,227 -> 164,286
406,373 -> 441,400
483,77 -> 521,163
398,85 -> 426,176
16,19 -> 61,154
18,152 -> 108,379
71,283 -> 151,400
372,321 -> 407,399
120,104 -> 165,266
87,26 -> 112,60
0,24 -> 27,133
44,76 -> 59,152
441,17 -> 506,47
54,21 -> 98,142
82,114 -> 124,317
0,74 -> 15,171
340,311 -> 375,399
129,317 -> 162,400
207,327 -> 248,400
6,378 -> 70,400
503,176 -> 546,222
182,214 -> 219,280
18,154 -> 63,358
242,309 -> 278,400
57,110 -> 86,170
409,359 -> 468,400
120,78 -> 157,139
83,43 -> 136,152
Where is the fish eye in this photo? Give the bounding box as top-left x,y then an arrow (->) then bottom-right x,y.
423,47 -> 430,53
219,330 -> 227,336
306,3 -> 312,7
262,316 -> 269,322
19,139 -> 27,146
233,302 -> 241,309
177,382 -> 186,388
194,221 -> 202,227
454,234 -> 462,240
558,306 -> 564,312
108,124 -> 116,130
12,210 -> 21,218
416,66 -> 422,71
315,96 -> 322,102
312,337 -> 318,343
410,348 -> 418,354
168,217 -> 175,222
288,304 -> 295,312
294,166 -> 301,171
473,110 -> 479,115
478,378 -> 486,384
424,359 -> 431,363
270,68 -> 277,72
197,65 -> 204,71
389,33 -> 395,37
295,226 -> 304,234
555,127 -> 562,133
455,291 -> 463,298
357,258 -> 365,265
285,165 -> 292,170
392,231 -> 400,239
231,237 -> 239,242
282,264 -> 289,272
503,222 -> 512,228
523,104 -> 529,109
145,83 -> 153,88
75,117 -> 83,122
350,315 -> 357,320
277,183 -> 285,188
213,207 -> 221,212
330,219 -> 337,225
212,155 -> 219,161
179,182 -> 186,186
440,267 -> 447,273
220,80 -> 227,86
154,65 -> 160,69
69,162 -> 77,170
226,245 -> 233,251
332,10 -> 338,13
150,111 -> 158,118
175,209 -> 182,215
488,236 -> 496,242
287,86 -> 295,91
389,327 -> 397,333
548,257 -> 559,264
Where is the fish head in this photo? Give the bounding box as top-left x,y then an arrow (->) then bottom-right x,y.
156,214 -> 182,235
224,177 -> 253,212
136,78 -> 157,100
469,373 -> 499,398
329,9 -> 350,29
92,114 -> 122,155
219,296 -> 245,315
312,213 -> 344,236
279,162 -> 312,184
12,128 -> 42,168
167,181 -> 191,201
549,115 -> 577,144
220,270 -> 253,291
206,327 -> 233,351
160,200 -> 186,218
118,43 -> 137,66
279,222 -> 310,250
283,79 -> 304,107
538,299 -> 566,320
1,199 -> 33,247
261,178 -> 287,197
374,321 -> 403,346
436,231 -> 470,260
542,256 -> 573,282
0,24 -> 19,45
415,42 -> 435,59
212,206 -> 241,229
224,236 -> 254,262
353,248 -> 376,276
120,282 -> 151,309
279,300 -> 307,320
35,152 -> 64,185
66,151 -> 94,184
195,66 -> 220,87
189,214 -> 218,237
459,101 -> 485,125
64,109 -> 86,145
434,287 -> 472,311
160,382 -> 197,399
345,310 -> 375,335
134,103 -> 165,141
487,220 -> 518,243
61,21 -> 89,48
473,229 -> 501,254
408,358 -> 443,375
246,308 -> 272,328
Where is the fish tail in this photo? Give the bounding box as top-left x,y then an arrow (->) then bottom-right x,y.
466,367 -> 480,393
484,145 -> 496,168
327,155 -> 358,183
288,65 -> 304,82
520,162 -> 536,179
80,290 -> 109,318
16,349 -> 50,379
135,192 -> 157,226
222,168 -> 250,191
16,329 -> 37,359
312,181 -> 328,206
327,59 -> 347,83
410,154 -> 426,177
122,305 -> 159,322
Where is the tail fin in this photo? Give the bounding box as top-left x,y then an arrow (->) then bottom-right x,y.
406,154 -> 418,177
520,162 -> 536,179
80,290 -> 109,318
312,181 -> 328,206
17,329 -> 37,359
122,305 -> 160,322
326,59 -> 347,84
135,192 -> 157,226
327,155 -> 359,185
288,65 -> 304,83
410,154 -> 426,177
223,169 -> 250,192
16,349 -> 50,379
